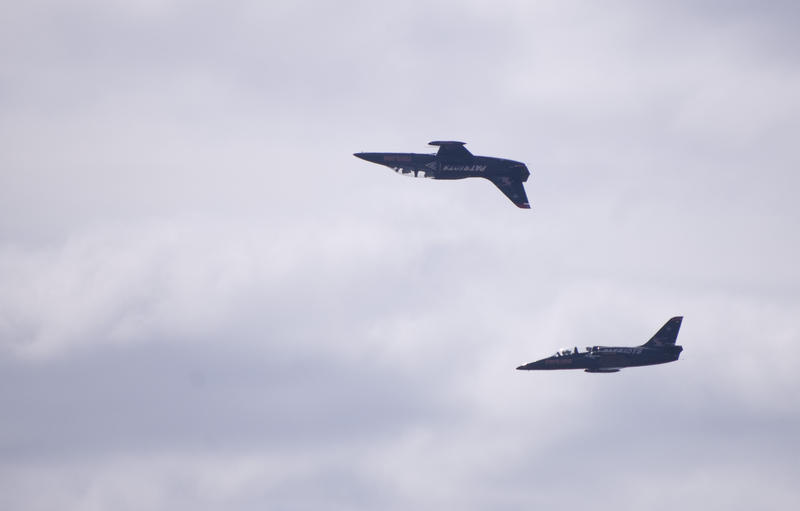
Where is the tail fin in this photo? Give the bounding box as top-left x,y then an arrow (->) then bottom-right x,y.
642,317 -> 683,347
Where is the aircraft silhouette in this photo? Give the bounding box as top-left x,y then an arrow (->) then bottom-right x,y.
354,141 -> 531,208
517,317 -> 684,373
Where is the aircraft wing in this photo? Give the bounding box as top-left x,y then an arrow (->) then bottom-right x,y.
486,176 -> 531,209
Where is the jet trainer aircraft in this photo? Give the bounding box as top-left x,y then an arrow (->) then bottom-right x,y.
517,317 -> 684,373
354,141 -> 531,208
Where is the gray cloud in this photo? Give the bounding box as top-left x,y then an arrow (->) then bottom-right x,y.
1,0 -> 799,509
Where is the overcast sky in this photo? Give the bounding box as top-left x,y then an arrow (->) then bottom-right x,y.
2,1 -> 799,509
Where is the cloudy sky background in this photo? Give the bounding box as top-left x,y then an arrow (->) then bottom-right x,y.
2,1 -> 799,509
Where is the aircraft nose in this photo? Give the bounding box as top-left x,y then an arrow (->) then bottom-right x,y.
517,360 -> 546,370
354,152 -> 382,164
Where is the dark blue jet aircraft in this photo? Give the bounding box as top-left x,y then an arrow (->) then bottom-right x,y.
354,141 -> 531,208
517,317 -> 684,373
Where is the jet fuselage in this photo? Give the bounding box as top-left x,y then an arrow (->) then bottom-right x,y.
354,152 -> 529,182
517,345 -> 683,373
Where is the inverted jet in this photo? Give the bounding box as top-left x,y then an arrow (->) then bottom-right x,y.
354,141 -> 531,208
517,317 -> 684,373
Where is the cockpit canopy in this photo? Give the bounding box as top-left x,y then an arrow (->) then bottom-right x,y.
554,347 -> 576,357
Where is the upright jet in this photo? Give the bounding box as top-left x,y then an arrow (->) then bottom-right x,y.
517,317 -> 684,373
354,141 -> 531,208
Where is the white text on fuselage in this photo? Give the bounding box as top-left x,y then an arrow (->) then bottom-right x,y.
596,347 -> 643,355
442,164 -> 487,172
